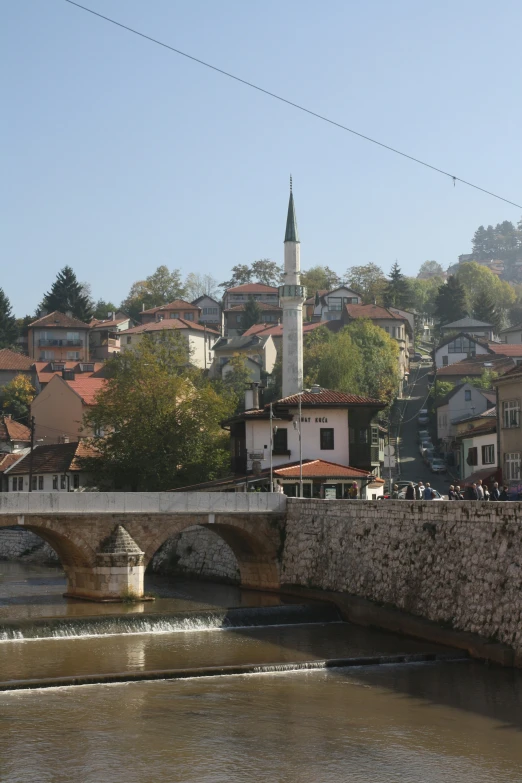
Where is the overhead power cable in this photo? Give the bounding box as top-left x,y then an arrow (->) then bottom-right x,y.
62,0 -> 522,209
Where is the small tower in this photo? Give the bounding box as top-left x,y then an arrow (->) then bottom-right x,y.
279,178 -> 306,397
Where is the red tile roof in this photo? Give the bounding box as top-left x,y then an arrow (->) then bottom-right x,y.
141,300 -> 201,315
121,319 -> 219,335
65,377 -> 107,405
0,452 -> 27,474
89,318 -> 129,330
0,349 -> 33,371
226,283 -> 278,294
277,389 -> 384,406
344,303 -> 406,321
34,361 -> 106,385
226,302 -> 282,312
4,441 -> 99,474
488,343 -> 522,357
436,356 -> 514,377
0,416 -> 31,443
243,321 -> 328,339
29,311 -> 90,329
274,459 -> 383,480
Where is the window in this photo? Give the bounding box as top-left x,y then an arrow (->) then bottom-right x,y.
371,427 -> 379,446
359,429 -> 368,444
18,477 -> 23,490
67,351 -> 80,360
73,474 -> 80,489
203,307 -> 218,315
40,350 -> 55,360
320,428 -> 335,450
467,447 -> 478,466
442,355 -> 449,366
465,390 -> 472,401
52,475 -> 58,490
38,475 -> 44,490
448,336 -> 475,354
482,445 -> 495,465
61,475 -> 66,490
183,312 -> 194,321
505,452 -> 521,481
349,427 -> 355,443
12,477 -> 17,491
502,400 -> 520,428
31,476 -> 37,491
127,336 -> 132,345
273,428 -> 288,454
67,332 -> 80,341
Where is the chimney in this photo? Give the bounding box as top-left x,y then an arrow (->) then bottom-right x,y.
252,382 -> 260,410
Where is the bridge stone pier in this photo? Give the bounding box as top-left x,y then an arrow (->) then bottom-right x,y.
0,493 -> 286,601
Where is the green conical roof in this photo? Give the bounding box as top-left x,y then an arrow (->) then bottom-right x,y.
284,190 -> 299,243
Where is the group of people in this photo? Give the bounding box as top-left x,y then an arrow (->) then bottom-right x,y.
400,481 -> 437,500
448,480 -> 509,501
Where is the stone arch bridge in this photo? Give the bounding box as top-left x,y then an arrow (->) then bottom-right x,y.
0,493 -> 286,601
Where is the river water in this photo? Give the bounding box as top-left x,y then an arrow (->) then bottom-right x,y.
1,563 -> 522,782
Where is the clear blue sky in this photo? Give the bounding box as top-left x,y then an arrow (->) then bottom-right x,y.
3,0 -> 521,317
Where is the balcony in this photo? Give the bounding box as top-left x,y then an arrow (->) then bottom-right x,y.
38,339 -> 83,347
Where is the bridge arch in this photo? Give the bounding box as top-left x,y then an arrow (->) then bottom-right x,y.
0,519 -> 95,570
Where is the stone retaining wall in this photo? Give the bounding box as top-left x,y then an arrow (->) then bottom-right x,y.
0,527 -> 58,563
282,500 -> 522,657
150,527 -> 240,583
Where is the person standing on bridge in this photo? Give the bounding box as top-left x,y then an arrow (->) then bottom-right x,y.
405,483 -> 416,500
423,482 -> 434,500
476,480 -> 485,500
490,482 -> 501,501
415,481 -> 424,500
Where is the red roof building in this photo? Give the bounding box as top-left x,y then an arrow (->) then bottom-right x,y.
139,300 -> 202,325
31,374 -> 107,445
3,441 -> 99,492
27,311 -> 90,363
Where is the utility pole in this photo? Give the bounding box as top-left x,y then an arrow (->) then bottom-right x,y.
269,403 -> 273,492
298,393 -> 303,498
28,416 -> 35,492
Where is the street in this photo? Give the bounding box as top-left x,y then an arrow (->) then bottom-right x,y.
396,362 -> 450,494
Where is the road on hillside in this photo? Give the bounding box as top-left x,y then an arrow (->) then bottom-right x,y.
396,362 -> 451,495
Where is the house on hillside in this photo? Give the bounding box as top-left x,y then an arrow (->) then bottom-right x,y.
222,282 -> 279,311
440,318 -> 495,341
435,382 -> 495,445
118,319 -> 219,370
191,295 -> 221,328
0,349 -> 35,390
33,361 -> 106,393
3,441 -> 97,492
0,415 -> 31,453
223,302 -> 283,337
241,321 -> 327,357
27,311 -> 90,362
89,315 -> 134,360
493,365 -> 522,492
434,354 -> 515,385
306,286 -> 362,322
434,333 -> 491,369
211,334 -> 277,383
139,300 -> 201,324
499,322 -> 522,344
31,373 -> 107,445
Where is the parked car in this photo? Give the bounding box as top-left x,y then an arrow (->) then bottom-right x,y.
421,355 -> 432,364
417,409 -> 429,426
430,458 -> 447,474
419,439 -> 433,455
417,429 -> 430,443
423,448 -> 435,465
413,353 -> 423,362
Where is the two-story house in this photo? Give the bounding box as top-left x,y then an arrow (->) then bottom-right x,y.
118,319 -> 219,370
28,312 -> 90,362
191,295 -> 222,329
494,366 -> 522,492
211,334 -> 277,383
89,314 -> 134,360
435,382 -> 495,445
3,441 -> 96,493
31,373 -> 107,444
306,286 -> 362,322
139,300 -> 201,324
222,282 -> 279,311
453,408 -> 498,484
434,333 -> 491,369
223,302 -> 283,337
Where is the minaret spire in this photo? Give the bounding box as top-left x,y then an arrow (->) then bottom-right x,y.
279,180 -> 306,397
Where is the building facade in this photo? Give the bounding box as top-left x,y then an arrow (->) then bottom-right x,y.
27,312 -> 90,362
494,366 -> 522,491
118,319 -> 219,370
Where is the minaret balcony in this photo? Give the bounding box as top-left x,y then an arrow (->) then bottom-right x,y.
278,284 -> 306,301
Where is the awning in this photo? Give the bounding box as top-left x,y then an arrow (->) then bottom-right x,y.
461,466 -> 500,487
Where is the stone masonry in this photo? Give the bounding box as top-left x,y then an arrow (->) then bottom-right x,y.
151,526 -> 240,583
0,527 -> 58,564
282,499 -> 522,658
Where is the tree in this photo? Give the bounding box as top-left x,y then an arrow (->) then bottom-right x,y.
428,381 -> 455,409
220,264 -> 253,290
40,266 -> 94,322
434,276 -> 467,324
417,261 -> 445,279
460,370 -> 498,390
121,266 -> 186,319
93,299 -> 118,320
184,273 -> 220,301
407,276 -> 444,317
219,353 -> 253,412
0,374 -> 36,423
220,260 -> 282,290
343,319 -> 400,405
345,263 -> 387,305
455,262 -> 515,328
300,266 -> 341,293
241,296 -> 263,332
0,288 -> 18,349
81,333 -> 234,490
384,262 -> 412,310
473,289 -> 502,333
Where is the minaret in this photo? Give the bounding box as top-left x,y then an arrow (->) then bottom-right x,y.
279,177 -> 306,398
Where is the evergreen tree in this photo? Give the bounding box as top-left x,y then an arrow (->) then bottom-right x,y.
40,266 -> 94,322
384,262 -> 412,309
241,296 -> 263,332
93,299 -> 118,320
473,289 -> 502,333
0,288 -> 18,349
434,276 -> 467,324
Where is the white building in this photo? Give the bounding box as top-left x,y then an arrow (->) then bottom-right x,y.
440,317 -> 495,341
118,319 -> 219,370
499,322 -> 522,344
211,334 -> 277,382
192,295 -> 221,328
435,383 -> 495,443
3,442 -> 95,492
306,286 -> 362,322
434,333 -> 490,369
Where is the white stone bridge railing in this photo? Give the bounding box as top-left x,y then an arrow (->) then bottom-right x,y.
0,492 -> 287,516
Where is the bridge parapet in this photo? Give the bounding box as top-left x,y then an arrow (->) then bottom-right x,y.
0,492 -> 287,516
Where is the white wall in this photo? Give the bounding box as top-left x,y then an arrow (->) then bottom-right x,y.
5,472 -> 91,492
437,404 -> 450,440
435,340 -> 488,369
460,432 -> 497,480
448,385 -> 491,425
188,332 -> 216,370
503,330 -> 522,344
245,407 -> 349,471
